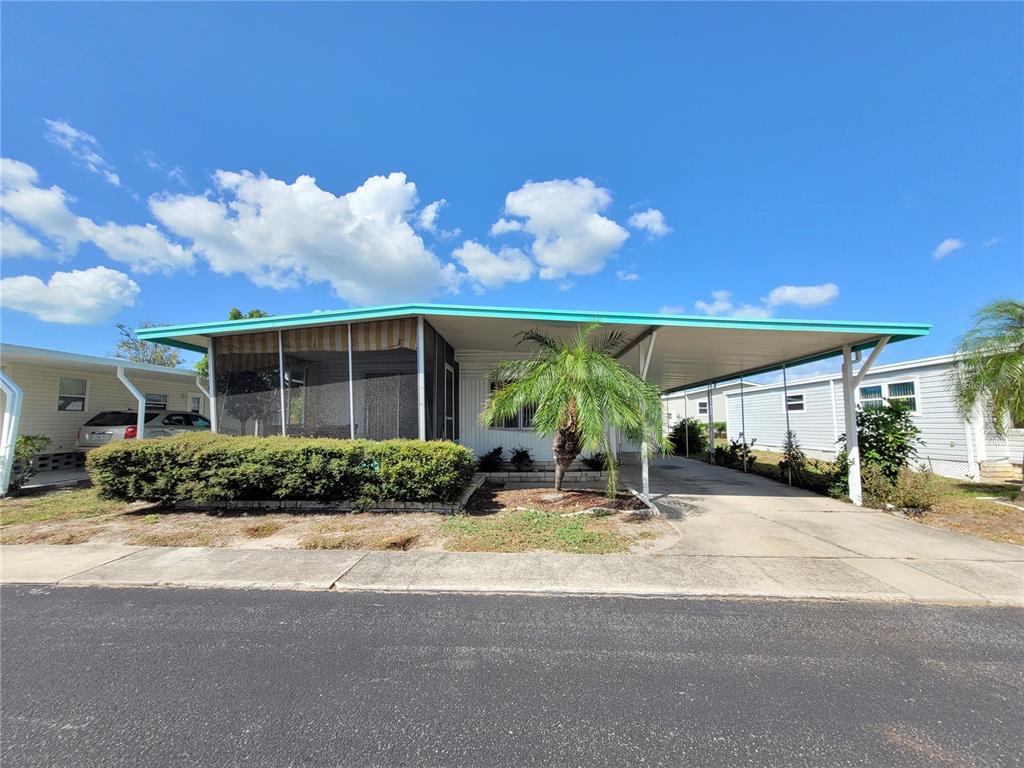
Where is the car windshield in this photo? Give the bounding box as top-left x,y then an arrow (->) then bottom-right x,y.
84,412 -> 163,426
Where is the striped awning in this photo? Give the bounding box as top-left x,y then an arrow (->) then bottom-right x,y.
215,319 -> 419,356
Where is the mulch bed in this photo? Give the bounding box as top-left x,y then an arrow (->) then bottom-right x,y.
464,484 -> 647,514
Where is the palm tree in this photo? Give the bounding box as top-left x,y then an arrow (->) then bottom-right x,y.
951,299 -> 1024,493
481,324 -> 671,494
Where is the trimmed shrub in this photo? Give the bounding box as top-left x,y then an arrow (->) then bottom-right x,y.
581,452 -> 608,471
86,433 -> 476,505
477,446 -> 503,472
9,435 -> 51,492
668,417 -> 708,456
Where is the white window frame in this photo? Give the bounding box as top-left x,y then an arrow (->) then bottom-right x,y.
856,376 -> 922,416
188,394 -> 203,414
488,381 -> 534,431
145,393 -> 169,411
697,401 -> 709,415
57,376 -> 88,412
785,393 -> 805,412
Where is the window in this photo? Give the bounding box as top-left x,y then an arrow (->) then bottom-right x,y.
859,381 -> 917,413
886,381 -> 917,412
489,382 -> 535,430
786,394 -> 804,412
146,394 -> 168,411
858,385 -> 884,410
189,395 -> 202,413
698,401 -> 708,415
190,415 -> 211,429
162,414 -> 190,426
57,377 -> 87,411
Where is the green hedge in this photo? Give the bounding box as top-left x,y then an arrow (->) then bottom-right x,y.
86,433 -> 477,505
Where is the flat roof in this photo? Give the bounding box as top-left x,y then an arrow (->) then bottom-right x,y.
136,302 -> 930,392
1,343 -> 204,379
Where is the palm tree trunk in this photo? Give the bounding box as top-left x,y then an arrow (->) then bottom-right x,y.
552,428 -> 581,491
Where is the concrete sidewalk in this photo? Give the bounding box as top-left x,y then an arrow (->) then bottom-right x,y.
2,544 -> 1021,605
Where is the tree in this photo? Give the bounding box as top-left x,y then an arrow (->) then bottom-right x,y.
194,308 -> 270,377
481,324 -> 670,493
113,322 -> 183,367
951,298 -> 1024,492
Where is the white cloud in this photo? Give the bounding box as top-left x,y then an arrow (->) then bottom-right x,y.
44,119 -> 120,187
490,217 -> 523,236
659,304 -> 686,314
0,157 -> 192,273
0,266 -> 140,324
151,169 -> 459,305
694,282 -> 839,318
452,240 -> 533,292
982,237 -> 1002,248
494,178 -> 629,280
932,238 -> 964,260
416,199 -> 460,239
694,289 -> 736,316
1,220 -> 46,258
693,289 -> 772,319
558,281 -> 574,292
616,270 -> 639,281
627,208 -> 671,238
138,150 -> 188,187
764,283 -> 839,308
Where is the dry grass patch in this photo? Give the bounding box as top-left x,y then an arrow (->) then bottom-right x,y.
241,520 -> 287,539
0,487 -> 140,527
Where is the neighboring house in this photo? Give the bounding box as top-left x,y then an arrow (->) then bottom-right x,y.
662,381 -> 760,432
722,353 -> 1023,481
131,302 -> 930,504
0,343 -> 209,473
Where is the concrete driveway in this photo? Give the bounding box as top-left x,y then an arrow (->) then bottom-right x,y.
621,455 -> 1024,603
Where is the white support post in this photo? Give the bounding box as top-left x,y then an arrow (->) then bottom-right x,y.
207,337 -> 219,434
839,336 -> 891,506
416,317 -> 426,441
840,345 -> 862,505
0,370 -> 24,497
739,375 -> 747,472
278,330 -> 287,436
347,324 -> 355,439
706,383 -> 715,464
683,393 -> 689,457
639,331 -> 657,498
782,363 -> 792,485
116,366 -> 146,440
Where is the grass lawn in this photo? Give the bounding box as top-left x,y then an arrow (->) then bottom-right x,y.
738,449 -> 1024,546
0,485 -> 675,553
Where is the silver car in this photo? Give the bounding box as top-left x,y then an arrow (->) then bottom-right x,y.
77,410 -> 211,448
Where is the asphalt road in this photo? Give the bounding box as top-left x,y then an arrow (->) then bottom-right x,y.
1,587 -> 1021,768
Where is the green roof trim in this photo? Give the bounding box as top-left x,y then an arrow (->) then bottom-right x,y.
137,301 -> 931,344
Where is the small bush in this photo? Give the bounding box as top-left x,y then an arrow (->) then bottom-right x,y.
510,447 -> 533,472
477,446 -> 503,472
87,433 -> 476,505
713,421 -> 727,439
668,418 -> 708,456
890,468 -> 942,514
581,452 -> 608,471
778,431 -> 807,486
838,401 -> 922,484
9,435 -> 51,492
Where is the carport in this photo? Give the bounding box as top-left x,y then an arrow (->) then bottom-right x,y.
139,303 -> 930,506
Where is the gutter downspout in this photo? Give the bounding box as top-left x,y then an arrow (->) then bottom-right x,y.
207,337 -> 219,434
194,376 -> 211,416
0,370 -> 24,496
116,366 -> 146,440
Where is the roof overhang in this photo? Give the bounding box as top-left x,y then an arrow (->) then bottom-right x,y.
136,303 -> 930,392
0,343 -> 204,379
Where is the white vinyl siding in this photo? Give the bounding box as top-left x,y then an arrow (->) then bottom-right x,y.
457,350 -> 557,459
1,362 -> 207,454
725,357 -> 1023,479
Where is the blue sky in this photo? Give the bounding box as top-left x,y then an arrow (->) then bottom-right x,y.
1,2 -> 1021,376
